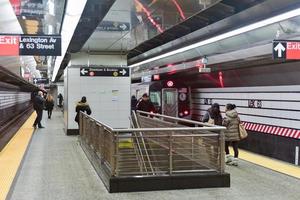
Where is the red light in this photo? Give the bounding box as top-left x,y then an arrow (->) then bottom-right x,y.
89,71 -> 95,76
135,0 -> 164,33
179,113 -> 183,117
167,81 -> 174,87
219,71 -> 224,88
184,110 -> 189,115
153,74 -> 160,80
171,0 -> 186,20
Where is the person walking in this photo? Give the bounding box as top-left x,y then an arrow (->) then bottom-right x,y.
202,103 -> 222,125
58,93 -> 63,108
45,94 -> 54,119
75,96 -> 91,126
222,103 -> 240,166
33,91 -> 45,129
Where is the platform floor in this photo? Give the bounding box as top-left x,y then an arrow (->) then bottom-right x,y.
8,110 -> 300,200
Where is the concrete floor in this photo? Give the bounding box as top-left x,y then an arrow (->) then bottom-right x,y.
9,110 -> 300,200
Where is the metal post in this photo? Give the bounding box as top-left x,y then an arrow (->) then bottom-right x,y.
169,133 -> 173,175
295,146 -> 299,165
112,132 -> 119,177
219,130 -> 225,174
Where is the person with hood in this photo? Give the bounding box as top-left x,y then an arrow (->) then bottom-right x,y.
75,96 -> 92,126
222,103 -> 240,166
202,103 -> 222,126
136,93 -> 155,113
45,94 -> 54,119
33,91 -> 45,129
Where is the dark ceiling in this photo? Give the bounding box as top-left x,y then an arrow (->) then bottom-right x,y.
127,0 -> 266,59
55,0 -> 116,81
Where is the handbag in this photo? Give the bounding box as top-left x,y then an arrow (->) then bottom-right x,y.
208,118 -> 215,125
239,123 -> 248,140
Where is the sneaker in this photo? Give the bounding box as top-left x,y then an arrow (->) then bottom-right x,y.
231,158 -> 239,166
225,154 -> 234,164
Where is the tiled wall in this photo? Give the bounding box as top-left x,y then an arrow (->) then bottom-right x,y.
65,55 -> 130,130
0,91 -> 30,109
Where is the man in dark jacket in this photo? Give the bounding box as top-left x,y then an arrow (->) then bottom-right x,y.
33,91 -> 45,128
136,93 -> 155,113
75,96 -> 91,126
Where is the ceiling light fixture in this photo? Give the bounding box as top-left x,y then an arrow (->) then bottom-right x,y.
51,0 -> 88,82
128,7 -> 300,68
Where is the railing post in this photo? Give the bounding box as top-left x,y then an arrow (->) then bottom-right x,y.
219,130 -> 225,174
99,126 -> 104,161
169,133 -> 173,175
112,132 -> 119,177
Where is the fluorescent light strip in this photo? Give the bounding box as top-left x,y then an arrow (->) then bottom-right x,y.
52,0 -> 87,82
129,7 -> 300,68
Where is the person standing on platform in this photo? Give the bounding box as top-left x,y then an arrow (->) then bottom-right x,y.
136,93 -> 155,114
45,94 -> 54,119
75,96 -> 92,127
202,103 -> 223,125
58,93 -> 63,108
131,95 -> 138,112
222,103 -> 240,166
33,91 -> 45,129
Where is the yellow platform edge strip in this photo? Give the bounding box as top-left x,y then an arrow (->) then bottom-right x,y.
0,112 -> 36,200
230,147 -> 300,179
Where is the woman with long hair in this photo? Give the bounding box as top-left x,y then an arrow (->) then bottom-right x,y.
45,94 -> 54,119
202,103 -> 222,125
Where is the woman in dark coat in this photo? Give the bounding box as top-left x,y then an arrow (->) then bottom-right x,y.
222,103 -> 240,166
202,103 -> 223,126
45,94 -> 54,119
75,96 -> 91,126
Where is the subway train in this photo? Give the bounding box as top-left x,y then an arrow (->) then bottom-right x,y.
0,66 -> 36,151
131,79 -> 191,118
134,60 -> 300,165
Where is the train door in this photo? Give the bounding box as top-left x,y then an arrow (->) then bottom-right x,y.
162,88 -> 178,117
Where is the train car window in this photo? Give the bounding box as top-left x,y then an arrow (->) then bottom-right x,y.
164,91 -> 176,104
150,92 -> 161,106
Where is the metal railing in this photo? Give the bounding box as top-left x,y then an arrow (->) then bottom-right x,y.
79,111 -> 226,181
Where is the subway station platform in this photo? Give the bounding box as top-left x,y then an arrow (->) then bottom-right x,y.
1,110 -> 299,200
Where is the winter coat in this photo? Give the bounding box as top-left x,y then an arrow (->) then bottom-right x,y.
45,99 -> 54,110
203,108 -> 223,126
131,98 -> 138,111
136,99 -> 155,113
222,109 -> 240,141
33,95 -> 45,111
75,101 -> 91,122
